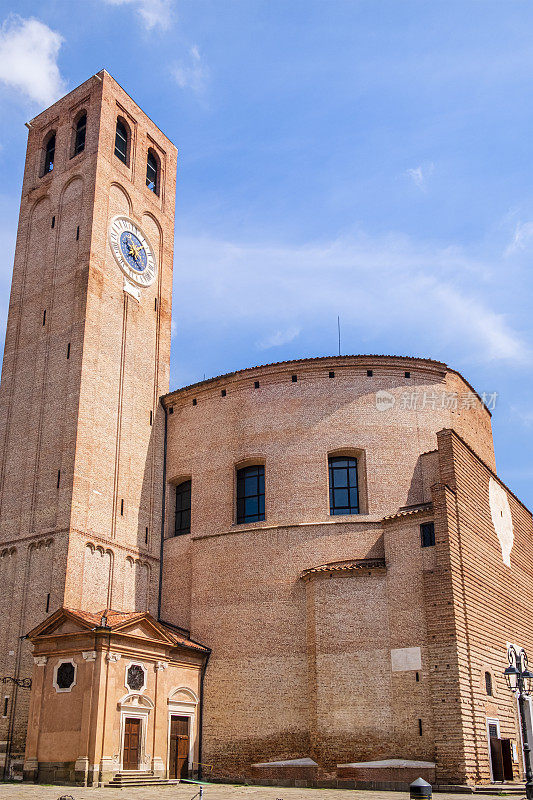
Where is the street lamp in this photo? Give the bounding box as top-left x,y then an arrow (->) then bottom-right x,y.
504,645 -> 533,800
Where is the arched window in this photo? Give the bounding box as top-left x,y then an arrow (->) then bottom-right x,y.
43,132 -> 56,174
73,113 -> 86,156
146,149 -> 159,194
236,465 -> 265,524
328,455 -> 359,515
485,671 -> 493,696
114,119 -> 129,164
175,480 -> 191,536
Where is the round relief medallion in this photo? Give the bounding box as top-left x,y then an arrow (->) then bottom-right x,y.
108,215 -> 157,287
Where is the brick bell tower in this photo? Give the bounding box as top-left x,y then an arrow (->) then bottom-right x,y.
0,71 -> 177,775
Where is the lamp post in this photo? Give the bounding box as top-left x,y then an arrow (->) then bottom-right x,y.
504,645 -> 533,799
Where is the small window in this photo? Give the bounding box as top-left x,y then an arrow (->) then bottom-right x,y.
367,369 -> 373,377
175,480 -> 191,535
43,132 -> 55,174
126,663 -> 146,691
73,113 -> 86,156
236,465 -> 265,524
114,119 -> 128,164
420,521 -> 435,547
254,381 -> 260,389
55,661 -> 76,691
2,697 -> 8,717
146,149 -> 159,194
405,371 -> 411,378
485,671 -> 493,696
329,371 -> 335,378
488,722 -> 498,738
329,456 -> 359,515
291,374 -> 297,382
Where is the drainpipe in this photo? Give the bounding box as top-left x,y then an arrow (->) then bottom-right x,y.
198,651 -> 211,781
157,400 -> 168,620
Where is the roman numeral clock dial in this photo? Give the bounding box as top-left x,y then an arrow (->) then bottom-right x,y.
108,215 -> 157,290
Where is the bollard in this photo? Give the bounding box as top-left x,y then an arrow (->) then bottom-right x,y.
409,777 -> 432,800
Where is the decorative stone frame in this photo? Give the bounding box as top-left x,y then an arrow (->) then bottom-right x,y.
53,658 -> 77,693
118,693 -> 154,772
125,661 -> 147,693
486,717 -> 501,782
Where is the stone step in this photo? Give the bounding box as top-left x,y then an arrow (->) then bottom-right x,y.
474,786 -> 526,796
106,775 -> 180,788
105,781 -> 179,787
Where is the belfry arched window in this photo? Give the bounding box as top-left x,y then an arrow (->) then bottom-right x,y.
43,132 -> 56,175
146,149 -> 159,194
114,118 -> 129,164
73,113 -> 86,156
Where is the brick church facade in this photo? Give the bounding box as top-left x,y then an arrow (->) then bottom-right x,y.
0,71 -> 532,789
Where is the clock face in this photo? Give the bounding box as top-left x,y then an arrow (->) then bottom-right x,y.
108,215 -> 156,287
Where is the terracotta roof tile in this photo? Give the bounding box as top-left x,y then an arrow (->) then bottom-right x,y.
61,608 -> 210,653
300,558 -> 386,579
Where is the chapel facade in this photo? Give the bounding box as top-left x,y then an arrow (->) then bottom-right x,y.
0,72 -> 532,790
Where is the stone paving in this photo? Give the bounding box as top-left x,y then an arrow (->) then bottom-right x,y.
0,783 -> 521,800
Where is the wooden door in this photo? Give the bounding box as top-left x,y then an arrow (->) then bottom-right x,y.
490,735 -> 504,782
123,717 -> 141,770
169,715 -> 190,779
501,739 -> 514,781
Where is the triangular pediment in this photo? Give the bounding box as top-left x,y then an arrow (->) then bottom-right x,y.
112,617 -> 176,644
26,608 -> 94,639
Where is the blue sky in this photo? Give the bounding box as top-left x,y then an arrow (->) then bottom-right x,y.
0,0 -> 532,505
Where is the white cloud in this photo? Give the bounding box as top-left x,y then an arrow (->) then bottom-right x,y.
172,231 -> 531,367
406,163 -> 435,191
102,0 -> 172,30
0,16 -> 65,106
257,326 -> 300,350
172,45 -> 209,95
505,220 -> 533,256
510,405 -> 533,428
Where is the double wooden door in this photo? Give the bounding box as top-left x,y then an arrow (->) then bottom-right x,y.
123,717 -> 141,770
489,732 -> 513,781
169,715 -> 190,779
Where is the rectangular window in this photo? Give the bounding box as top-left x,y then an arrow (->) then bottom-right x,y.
236,465 -> 265,524
329,456 -> 359,515
420,521 -> 435,547
175,480 -> 191,535
3,697 -> 8,717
